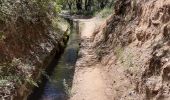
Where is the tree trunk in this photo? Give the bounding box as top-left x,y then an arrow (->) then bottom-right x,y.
85,0 -> 93,12
100,0 -> 108,9
76,0 -> 82,12
85,0 -> 88,11
68,2 -> 72,11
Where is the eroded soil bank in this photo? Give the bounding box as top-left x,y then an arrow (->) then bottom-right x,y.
71,0 -> 170,100
0,15 -> 69,99
1,0 -> 170,100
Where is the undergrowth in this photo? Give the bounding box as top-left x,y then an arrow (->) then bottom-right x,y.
0,58 -> 38,88
115,46 -> 134,68
95,7 -> 113,18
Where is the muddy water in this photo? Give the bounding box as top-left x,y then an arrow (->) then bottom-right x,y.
28,20 -> 79,100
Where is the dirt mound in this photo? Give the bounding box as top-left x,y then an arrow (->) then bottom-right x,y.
92,0 -> 170,99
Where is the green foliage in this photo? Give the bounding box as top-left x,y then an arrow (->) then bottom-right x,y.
0,80 -> 8,86
56,0 -> 114,15
26,78 -> 39,87
0,32 -> 5,40
63,79 -> 71,96
0,0 -> 62,21
0,57 -> 38,88
55,5 -> 62,13
95,7 -> 113,18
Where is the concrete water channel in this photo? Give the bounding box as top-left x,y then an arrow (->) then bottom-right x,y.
28,19 -> 80,100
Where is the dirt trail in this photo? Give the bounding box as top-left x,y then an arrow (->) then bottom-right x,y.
70,18 -> 112,100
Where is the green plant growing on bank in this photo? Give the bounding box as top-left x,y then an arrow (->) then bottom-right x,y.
63,79 -> 72,97
0,80 -> 8,86
52,17 -> 69,33
115,46 -> 134,68
0,63 -> 22,87
94,7 -> 113,18
0,58 -> 39,88
114,45 -> 124,60
0,32 -> 5,40
26,78 -> 39,87
55,4 -> 62,13
0,75 -> 21,86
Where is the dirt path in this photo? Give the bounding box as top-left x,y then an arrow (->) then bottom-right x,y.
70,18 -> 112,100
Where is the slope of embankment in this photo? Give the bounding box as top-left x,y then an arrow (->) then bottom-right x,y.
0,13 -> 68,100
85,0 -> 170,99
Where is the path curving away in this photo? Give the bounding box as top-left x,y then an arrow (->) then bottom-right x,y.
70,18 -> 112,100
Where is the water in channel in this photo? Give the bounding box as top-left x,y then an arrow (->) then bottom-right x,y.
28,20 -> 80,100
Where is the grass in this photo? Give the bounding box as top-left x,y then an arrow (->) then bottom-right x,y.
94,7 -> 113,19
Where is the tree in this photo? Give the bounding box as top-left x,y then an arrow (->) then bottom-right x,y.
76,0 -> 83,11
56,0 -> 114,14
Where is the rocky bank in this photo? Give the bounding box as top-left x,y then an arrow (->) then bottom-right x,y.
91,0 -> 170,99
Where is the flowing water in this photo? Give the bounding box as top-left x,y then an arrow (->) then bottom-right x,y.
28,20 -> 80,100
